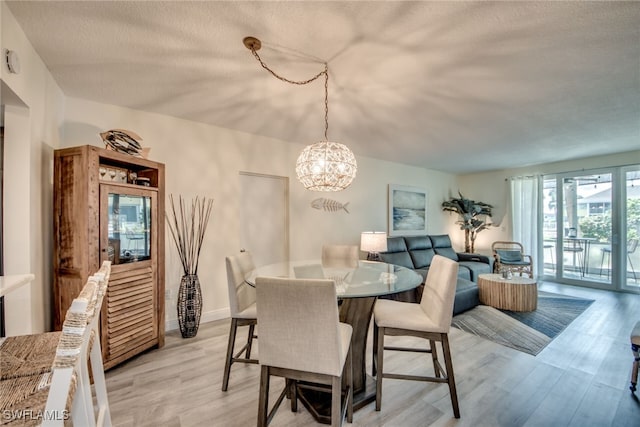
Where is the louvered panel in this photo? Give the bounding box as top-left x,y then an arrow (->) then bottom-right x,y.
106,263 -> 157,363
109,324 -> 155,356
109,279 -> 153,297
109,316 -> 155,340
108,304 -> 153,325
110,334 -> 156,361
108,323 -> 156,360
109,265 -> 153,284
107,303 -> 152,322
108,306 -> 152,329
107,294 -> 153,314
109,309 -> 155,335
110,324 -> 155,346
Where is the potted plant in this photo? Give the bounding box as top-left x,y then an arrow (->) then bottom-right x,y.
442,192 -> 493,253
166,195 -> 214,338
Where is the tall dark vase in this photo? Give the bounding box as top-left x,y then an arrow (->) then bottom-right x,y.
177,274 -> 202,338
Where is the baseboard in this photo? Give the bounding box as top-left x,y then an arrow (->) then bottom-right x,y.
164,307 -> 230,332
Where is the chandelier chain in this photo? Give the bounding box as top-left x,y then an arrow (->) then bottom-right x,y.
250,48 -> 330,140
323,69 -> 328,140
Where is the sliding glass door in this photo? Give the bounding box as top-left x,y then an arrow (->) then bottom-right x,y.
622,166 -> 640,291
542,165 -> 639,291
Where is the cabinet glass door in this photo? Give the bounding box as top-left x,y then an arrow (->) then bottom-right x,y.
101,185 -> 156,265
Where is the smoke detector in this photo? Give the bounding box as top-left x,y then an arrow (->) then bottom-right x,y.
5,50 -> 20,74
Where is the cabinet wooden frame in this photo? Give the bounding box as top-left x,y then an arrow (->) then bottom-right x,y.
53,145 -> 165,369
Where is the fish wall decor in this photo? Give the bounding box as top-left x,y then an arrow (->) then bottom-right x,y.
311,198 -> 350,213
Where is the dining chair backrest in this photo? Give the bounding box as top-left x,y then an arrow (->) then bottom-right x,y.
322,244 -> 359,268
0,262 -> 111,427
44,261 -> 111,426
43,278 -> 99,426
255,276 -> 346,377
419,255 -> 459,333
629,238 -> 639,254
225,251 -> 257,317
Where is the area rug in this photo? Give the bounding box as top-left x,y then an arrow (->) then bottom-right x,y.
451,291 -> 594,355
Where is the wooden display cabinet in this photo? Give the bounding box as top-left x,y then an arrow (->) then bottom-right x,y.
53,145 -> 165,369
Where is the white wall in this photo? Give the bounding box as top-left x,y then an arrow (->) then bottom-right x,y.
62,96 -> 459,327
1,2 -> 65,333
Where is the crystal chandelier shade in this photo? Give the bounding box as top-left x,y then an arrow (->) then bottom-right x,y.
244,36 -> 357,191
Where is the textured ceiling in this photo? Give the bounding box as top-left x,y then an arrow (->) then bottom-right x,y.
6,1 -> 640,173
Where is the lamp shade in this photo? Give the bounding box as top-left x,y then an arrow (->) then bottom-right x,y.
295,141 -> 357,191
360,231 -> 388,253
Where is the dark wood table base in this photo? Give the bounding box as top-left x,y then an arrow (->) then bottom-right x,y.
292,296 -> 378,424
296,376 -> 376,424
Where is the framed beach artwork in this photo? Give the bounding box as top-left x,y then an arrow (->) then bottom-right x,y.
388,184 -> 427,236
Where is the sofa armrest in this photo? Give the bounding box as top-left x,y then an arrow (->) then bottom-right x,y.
457,252 -> 491,265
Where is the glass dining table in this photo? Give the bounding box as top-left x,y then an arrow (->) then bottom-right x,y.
245,259 -> 423,423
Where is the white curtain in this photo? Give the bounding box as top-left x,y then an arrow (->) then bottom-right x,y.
510,176 -> 540,274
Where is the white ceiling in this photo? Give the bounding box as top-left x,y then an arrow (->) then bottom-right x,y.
6,1 -> 640,174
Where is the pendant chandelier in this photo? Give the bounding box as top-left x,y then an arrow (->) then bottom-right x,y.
243,36 -> 357,191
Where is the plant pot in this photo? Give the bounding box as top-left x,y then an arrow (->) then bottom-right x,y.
177,274 -> 202,338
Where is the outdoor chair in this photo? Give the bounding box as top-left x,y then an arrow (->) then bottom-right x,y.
543,243 -> 555,272
563,239 -> 586,276
491,241 -> 534,278
600,238 -> 638,281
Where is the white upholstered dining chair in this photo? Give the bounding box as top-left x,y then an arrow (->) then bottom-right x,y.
255,276 -> 353,426
372,254 -> 460,418
321,244 -> 359,268
222,251 -> 259,391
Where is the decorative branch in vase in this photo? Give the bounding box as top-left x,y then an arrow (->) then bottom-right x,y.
442,192 -> 493,253
166,194 -> 214,338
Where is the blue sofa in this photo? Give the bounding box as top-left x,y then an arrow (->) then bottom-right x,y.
378,235 -> 492,315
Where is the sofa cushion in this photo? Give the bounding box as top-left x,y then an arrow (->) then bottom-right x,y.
386,236 -> 408,252
414,268 -> 429,282
457,266 -> 471,281
379,237 -> 414,269
458,261 -> 491,281
405,236 -> 432,251
431,234 -> 459,261
453,278 -> 479,315
496,249 -> 523,263
404,236 -> 436,269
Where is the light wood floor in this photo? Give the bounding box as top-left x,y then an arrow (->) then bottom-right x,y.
105,282 -> 640,426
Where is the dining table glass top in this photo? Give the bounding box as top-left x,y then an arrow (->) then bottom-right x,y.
244,259 -> 422,298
